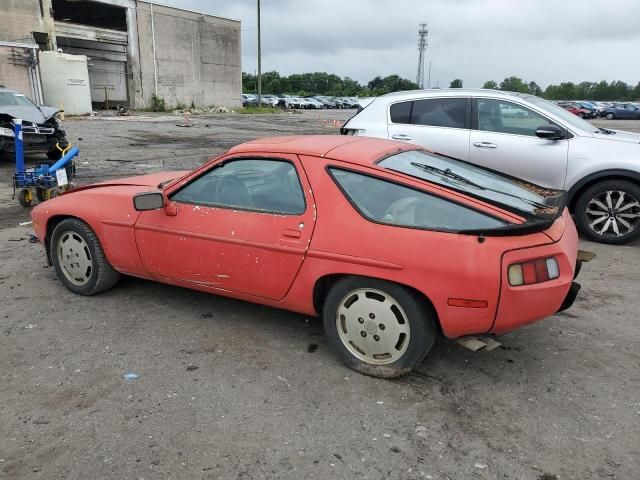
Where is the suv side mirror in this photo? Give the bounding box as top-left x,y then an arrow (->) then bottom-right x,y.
134,191 -> 164,211
535,124 -> 564,140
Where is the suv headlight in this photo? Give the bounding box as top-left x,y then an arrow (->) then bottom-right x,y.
0,127 -> 15,138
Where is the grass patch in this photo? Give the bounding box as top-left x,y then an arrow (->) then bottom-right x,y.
238,106 -> 281,114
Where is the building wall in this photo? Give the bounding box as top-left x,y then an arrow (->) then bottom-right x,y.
0,0 -> 51,43
134,2 -> 241,109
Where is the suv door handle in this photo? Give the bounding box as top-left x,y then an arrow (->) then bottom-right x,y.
473,141 -> 497,148
391,134 -> 412,141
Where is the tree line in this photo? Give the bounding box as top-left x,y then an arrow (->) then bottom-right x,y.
243,71 -> 640,101
450,77 -> 640,101
242,71 -> 418,97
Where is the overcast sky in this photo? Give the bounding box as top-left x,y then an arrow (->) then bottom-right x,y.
152,0 -> 640,88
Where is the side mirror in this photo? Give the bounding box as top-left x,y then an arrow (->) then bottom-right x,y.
535,124 -> 564,140
133,191 -> 164,211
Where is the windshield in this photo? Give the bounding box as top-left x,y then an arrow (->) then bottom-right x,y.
0,92 -> 36,107
379,150 -> 565,218
525,95 -> 597,132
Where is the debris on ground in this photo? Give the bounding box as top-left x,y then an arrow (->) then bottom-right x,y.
122,372 -> 139,381
186,365 -> 199,371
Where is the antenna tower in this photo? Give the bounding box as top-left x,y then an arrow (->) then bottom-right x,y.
416,23 -> 428,89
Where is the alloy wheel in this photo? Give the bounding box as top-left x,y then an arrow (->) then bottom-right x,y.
57,230 -> 93,286
585,190 -> 640,239
336,288 -> 411,365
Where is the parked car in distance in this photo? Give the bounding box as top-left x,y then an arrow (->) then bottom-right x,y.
0,87 -> 67,161
341,89 -> 640,244
557,102 -> 593,118
601,103 -> 640,120
314,96 -> 337,108
305,97 -> 325,109
30,135 -> 581,378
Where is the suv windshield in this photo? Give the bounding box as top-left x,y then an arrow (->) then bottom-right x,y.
524,95 -> 597,132
0,92 -> 36,107
379,150 -> 566,219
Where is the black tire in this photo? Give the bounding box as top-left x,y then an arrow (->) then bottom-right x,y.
46,148 -> 62,160
18,189 -> 33,208
322,276 -> 437,378
605,113 -> 615,120
36,186 -> 47,202
574,180 -> 640,245
50,218 -> 121,295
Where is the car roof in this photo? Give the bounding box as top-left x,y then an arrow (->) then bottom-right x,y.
228,135 -> 415,165
377,88 -> 534,101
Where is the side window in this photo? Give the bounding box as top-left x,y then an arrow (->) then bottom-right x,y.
410,98 -> 467,129
477,99 -> 552,137
170,159 -> 306,215
389,101 -> 412,124
329,168 -> 508,231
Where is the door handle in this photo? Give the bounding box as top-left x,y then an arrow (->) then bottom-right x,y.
281,229 -> 301,239
473,141 -> 497,148
391,134 -> 412,141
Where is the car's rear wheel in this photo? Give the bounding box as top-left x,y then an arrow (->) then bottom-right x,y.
323,277 -> 437,378
574,180 -> 640,244
51,218 -> 120,295
605,113 -> 615,120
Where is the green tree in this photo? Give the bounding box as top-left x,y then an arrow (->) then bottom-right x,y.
482,80 -> 498,89
528,81 -> 542,96
499,76 -> 528,93
450,79 -> 463,88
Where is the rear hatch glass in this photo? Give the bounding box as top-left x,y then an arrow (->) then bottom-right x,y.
379,150 -> 567,231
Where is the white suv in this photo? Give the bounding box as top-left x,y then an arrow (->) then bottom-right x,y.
342,89 -> 640,244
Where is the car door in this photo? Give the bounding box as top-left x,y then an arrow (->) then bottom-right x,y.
386,97 -> 471,161
134,155 -> 315,300
468,98 -> 570,189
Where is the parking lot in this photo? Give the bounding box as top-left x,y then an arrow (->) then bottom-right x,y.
1,111 -> 639,479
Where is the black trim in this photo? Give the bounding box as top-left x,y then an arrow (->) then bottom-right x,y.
567,169 -> 640,204
557,282 -> 581,313
169,156 -> 308,217
326,165 -> 514,235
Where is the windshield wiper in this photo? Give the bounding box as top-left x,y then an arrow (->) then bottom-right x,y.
409,161 -> 550,210
597,127 -> 616,135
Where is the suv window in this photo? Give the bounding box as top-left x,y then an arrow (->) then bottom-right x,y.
411,98 -> 467,128
171,159 -> 306,215
329,168 -> 508,231
389,101 -> 412,124
477,99 -> 553,137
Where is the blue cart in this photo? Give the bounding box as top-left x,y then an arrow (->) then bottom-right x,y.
11,119 -> 78,207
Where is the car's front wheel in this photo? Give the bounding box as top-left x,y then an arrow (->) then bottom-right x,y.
605,113 -> 615,120
323,277 -> 437,378
51,218 -> 121,295
574,180 -> 640,244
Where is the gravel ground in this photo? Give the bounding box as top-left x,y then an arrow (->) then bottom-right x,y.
0,111 -> 639,480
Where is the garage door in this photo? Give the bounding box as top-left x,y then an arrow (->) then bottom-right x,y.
88,59 -> 127,103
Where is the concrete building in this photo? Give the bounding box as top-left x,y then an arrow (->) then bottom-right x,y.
0,0 -> 242,109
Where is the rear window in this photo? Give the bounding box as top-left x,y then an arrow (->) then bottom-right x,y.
329,168 -> 508,232
389,98 -> 468,129
390,101 -> 412,123
378,150 -> 565,219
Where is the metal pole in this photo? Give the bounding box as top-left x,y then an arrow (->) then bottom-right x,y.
150,0 -> 158,97
257,0 -> 262,107
14,120 -> 24,174
427,61 -> 431,89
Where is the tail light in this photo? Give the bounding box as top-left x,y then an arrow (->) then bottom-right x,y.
508,257 -> 559,286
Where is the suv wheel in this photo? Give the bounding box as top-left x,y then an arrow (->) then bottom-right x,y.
575,180 -> 640,244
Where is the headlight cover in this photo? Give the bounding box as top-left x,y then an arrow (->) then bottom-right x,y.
0,127 -> 15,138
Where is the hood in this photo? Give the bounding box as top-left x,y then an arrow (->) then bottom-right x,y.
0,106 -> 47,124
65,171 -> 189,195
39,106 -> 62,119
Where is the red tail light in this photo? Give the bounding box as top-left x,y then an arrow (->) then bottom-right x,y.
508,257 -> 559,286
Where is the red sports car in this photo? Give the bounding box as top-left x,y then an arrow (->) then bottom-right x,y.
31,136 -> 581,378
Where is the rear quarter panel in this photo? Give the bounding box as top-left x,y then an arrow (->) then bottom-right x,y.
290,155 -> 555,338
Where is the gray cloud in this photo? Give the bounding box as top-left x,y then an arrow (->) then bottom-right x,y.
152,0 -> 640,88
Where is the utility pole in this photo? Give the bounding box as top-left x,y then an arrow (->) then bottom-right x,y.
427,60 -> 431,89
416,23 -> 428,89
256,0 -> 262,107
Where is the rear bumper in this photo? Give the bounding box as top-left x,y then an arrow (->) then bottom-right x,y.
490,216 -> 580,335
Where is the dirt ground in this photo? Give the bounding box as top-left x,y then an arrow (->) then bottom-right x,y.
1,111 -> 639,480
